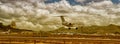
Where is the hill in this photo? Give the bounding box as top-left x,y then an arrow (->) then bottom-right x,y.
49,24 -> 120,35
0,22 -> 33,33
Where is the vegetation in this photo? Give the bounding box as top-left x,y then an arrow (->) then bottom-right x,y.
1,21 -> 120,35
50,24 -> 120,35
0,22 -> 33,33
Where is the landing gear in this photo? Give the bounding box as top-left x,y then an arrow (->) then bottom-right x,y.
68,27 -> 71,29
75,27 -> 78,30
67,27 -> 78,30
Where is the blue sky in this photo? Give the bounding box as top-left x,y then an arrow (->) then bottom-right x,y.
111,0 -> 120,4
45,0 -> 120,5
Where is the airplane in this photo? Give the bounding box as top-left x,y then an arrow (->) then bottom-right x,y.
0,21 -> 33,34
56,16 -> 78,30
0,29 -> 11,34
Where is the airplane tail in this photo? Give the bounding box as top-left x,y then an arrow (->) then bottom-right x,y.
10,21 -> 16,28
52,15 -> 67,24
60,16 -> 66,23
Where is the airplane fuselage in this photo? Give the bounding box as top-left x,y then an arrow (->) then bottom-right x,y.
62,21 -> 73,27
59,16 -> 78,29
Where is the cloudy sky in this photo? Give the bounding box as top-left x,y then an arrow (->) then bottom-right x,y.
45,0 -> 120,5
0,0 -> 120,31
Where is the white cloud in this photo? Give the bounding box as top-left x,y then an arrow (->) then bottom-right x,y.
75,0 -> 86,2
0,0 -> 120,31
89,0 -> 113,8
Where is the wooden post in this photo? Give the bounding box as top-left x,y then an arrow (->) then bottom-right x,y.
64,41 -> 65,44
9,38 -> 11,44
34,40 -> 36,44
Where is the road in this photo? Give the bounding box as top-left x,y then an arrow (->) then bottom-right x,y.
0,36 -> 120,44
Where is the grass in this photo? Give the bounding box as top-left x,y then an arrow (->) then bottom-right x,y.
49,24 -> 120,35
